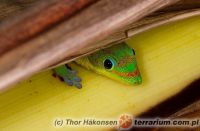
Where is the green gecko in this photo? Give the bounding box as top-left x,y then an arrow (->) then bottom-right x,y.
53,42 -> 142,89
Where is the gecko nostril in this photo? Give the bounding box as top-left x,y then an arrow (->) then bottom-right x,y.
132,49 -> 135,55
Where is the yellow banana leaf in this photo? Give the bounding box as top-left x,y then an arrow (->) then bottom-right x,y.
0,16 -> 200,131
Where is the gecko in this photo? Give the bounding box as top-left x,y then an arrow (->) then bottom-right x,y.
53,42 -> 142,89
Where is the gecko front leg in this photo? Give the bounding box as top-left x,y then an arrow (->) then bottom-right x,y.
53,64 -> 82,89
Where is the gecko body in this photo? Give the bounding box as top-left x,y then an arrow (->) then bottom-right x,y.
53,42 -> 142,88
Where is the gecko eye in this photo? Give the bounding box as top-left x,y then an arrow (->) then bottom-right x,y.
132,49 -> 135,55
104,59 -> 114,70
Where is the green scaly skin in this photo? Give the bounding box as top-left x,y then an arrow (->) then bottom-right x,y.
53,42 -> 142,88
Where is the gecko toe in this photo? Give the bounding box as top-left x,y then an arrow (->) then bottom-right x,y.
74,83 -> 82,89
63,77 -> 73,86
73,77 -> 81,82
53,64 -> 83,89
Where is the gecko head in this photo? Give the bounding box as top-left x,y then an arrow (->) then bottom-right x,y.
102,50 -> 142,85
89,42 -> 142,85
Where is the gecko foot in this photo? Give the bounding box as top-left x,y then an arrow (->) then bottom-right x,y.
53,64 -> 82,89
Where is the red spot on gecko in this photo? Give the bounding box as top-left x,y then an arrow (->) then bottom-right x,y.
112,69 -> 139,77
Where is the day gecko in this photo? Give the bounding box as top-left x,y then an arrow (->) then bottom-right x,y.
53,42 -> 142,88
